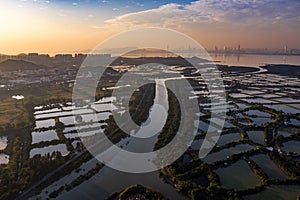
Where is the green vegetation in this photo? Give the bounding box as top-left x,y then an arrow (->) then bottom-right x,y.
104,83 -> 155,144
160,158 -> 240,200
269,152 -> 299,178
2,80 -> 156,200
107,184 -> 168,200
154,89 -> 180,151
129,83 -> 155,126
1,60 -> 300,200
0,68 -> 128,199
0,83 -> 92,199
0,59 -> 47,72
48,163 -> 104,198
155,85 -> 300,199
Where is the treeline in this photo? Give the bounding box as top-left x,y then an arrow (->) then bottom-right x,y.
106,184 -> 168,200
0,84 -> 80,199
129,83 -> 155,126
160,160 -> 240,200
35,152 -> 93,190
49,163 -> 104,198
154,89 -> 180,151
103,83 -> 155,144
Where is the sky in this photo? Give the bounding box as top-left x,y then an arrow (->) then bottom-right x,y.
0,0 -> 300,55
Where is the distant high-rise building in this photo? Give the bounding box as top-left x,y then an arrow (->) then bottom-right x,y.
28,53 -> 38,57
54,54 -> 73,62
284,46 -> 288,54
75,53 -> 87,62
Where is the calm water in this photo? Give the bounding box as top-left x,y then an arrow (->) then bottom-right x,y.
35,119 -> 55,129
174,53 -> 300,67
35,109 -> 93,120
247,131 -> 265,145
250,117 -> 274,126
217,133 -> 240,146
31,130 -> 59,144
264,104 -> 300,114
244,184 -> 300,200
57,80 -> 185,199
210,54 -> 300,67
59,112 -> 111,125
28,54 -> 300,198
0,153 -> 9,164
250,154 -> 288,180
215,160 -> 260,190
30,144 -> 68,158
202,144 -> 255,164
57,168 -> 185,200
210,117 -> 235,128
0,136 -> 8,150
282,141 -> 300,153
288,119 -> 300,126
194,120 -> 218,133
245,110 -> 271,117
278,126 -> 293,137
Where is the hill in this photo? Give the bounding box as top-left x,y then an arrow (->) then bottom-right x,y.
218,65 -> 259,73
111,56 -> 209,67
261,64 -> 300,76
0,59 -> 47,71
106,184 -> 167,200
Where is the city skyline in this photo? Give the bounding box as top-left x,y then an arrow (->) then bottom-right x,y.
1,0 -> 300,54
1,45 -> 300,57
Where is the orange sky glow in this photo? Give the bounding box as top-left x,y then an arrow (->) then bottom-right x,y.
1,0 -> 300,55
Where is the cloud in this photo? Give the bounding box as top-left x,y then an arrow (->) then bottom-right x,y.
90,0 -> 300,49
100,0 -> 300,29
33,0 -> 50,3
103,3 -> 213,29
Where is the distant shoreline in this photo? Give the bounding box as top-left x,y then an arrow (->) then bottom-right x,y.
218,63 -> 300,77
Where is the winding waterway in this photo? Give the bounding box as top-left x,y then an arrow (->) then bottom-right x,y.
56,79 -> 185,199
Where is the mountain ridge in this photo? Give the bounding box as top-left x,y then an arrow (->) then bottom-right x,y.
0,59 -> 47,71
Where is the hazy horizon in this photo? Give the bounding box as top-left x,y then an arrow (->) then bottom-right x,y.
1,46 -> 299,57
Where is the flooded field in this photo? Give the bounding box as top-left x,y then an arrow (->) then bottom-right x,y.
217,133 -> 241,146
30,144 -> 69,158
264,104 -> 299,114
17,63 -> 300,199
31,130 -> 59,144
250,154 -> 289,180
0,136 -> 8,150
35,119 -> 55,129
282,141 -> 300,153
247,131 -> 265,145
215,160 -> 260,190
244,185 -> 300,200
202,144 -> 255,164
0,153 -> 9,165
29,95 -> 122,164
